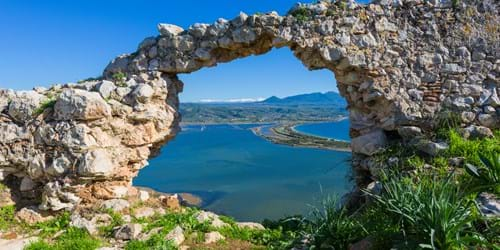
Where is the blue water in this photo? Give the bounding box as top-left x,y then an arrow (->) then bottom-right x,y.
295,119 -> 351,141
134,124 -> 352,221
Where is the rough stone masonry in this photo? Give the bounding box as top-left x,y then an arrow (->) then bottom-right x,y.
0,0 -> 499,211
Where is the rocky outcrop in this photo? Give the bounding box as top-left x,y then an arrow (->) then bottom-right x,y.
0,0 -> 499,211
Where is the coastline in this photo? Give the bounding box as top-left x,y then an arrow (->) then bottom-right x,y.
180,118 -> 351,152
251,123 -> 351,153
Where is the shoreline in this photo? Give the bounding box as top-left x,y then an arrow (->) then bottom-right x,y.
251,123 -> 351,152
179,116 -> 347,126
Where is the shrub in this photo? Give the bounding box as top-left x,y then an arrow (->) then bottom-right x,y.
465,151 -> 500,194
112,72 -> 127,87
367,174 -> 477,249
290,7 -> 312,23
300,196 -> 367,249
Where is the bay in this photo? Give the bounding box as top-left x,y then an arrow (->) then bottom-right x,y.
294,119 -> 351,141
134,123 -> 352,222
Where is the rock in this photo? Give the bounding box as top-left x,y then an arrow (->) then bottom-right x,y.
195,211 -> 228,228
70,214 -> 97,235
138,190 -> 150,201
100,199 -> 130,212
8,91 -> 45,123
236,222 -> 265,230
477,193 -> 500,217
133,207 -> 155,219
461,125 -> 493,139
97,80 -> 116,99
349,236 -> 375,250
397,126 -> 422,139
78,149 -> 114,177
131,84 -> 154,103
0,237 -> 38,250
20,177 -> 36,192
160,194 -> 181,210
15,207 -> 51,225
351,130 -> 387,156
158,24 -> 184,37
442,63 -> 466,74
54,89 -> 111,120
417,141 -> 449,156
365,181 -> 382,196
478,114 -> 498,128
204,231 -> 225,244
46,156 -> 71,176
114,223 -> 143,240
165,225 -> 185,246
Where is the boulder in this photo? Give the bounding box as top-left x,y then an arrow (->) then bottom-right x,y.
20,177 -> 36,192
236,222 -> 265,230
54,89 -> 111,121
97,80 -> 116,99
351,130 -> 387,156
417,140 -> 449,156
15,207 -> 51,225
70,214 -> 98,235
477,193 -> 500,217
158,24 -> 184,37
195,211 -> 228,228
165,225 -> 185,246
204,231 -> 225,244
138,190 -> 150,201
114,223 -> 143,240
100,199 -> 130,212
397,126 -> 423,139
78,149 -> 114,177
131,84 -> 154,103
8,91 -> 45,123
461,125 -> 493,139
133,207 -> 155,219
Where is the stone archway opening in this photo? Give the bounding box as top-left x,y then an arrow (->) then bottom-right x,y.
132,46 -> 353,220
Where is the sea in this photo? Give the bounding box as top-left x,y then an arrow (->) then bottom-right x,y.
134,121 -> 352,222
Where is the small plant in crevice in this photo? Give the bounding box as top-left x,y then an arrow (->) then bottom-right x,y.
33,98 -> 57,116
290,7 -> 312,23
112,71 -> 127,87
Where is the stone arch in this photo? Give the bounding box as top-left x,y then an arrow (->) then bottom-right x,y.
0,0 -> 498,211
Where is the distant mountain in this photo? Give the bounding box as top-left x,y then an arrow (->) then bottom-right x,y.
260,91 -> 346,106
180,91 -> 347,123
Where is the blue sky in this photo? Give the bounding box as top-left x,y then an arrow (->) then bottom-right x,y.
0,1 -> 369,102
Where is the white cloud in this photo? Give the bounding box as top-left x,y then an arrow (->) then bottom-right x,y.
196,97 -> 266,103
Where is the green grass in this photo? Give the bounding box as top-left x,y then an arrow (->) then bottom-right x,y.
366,173 -> 481,249
0,205 -> 16,230
25,227 -> 100,250
447,129 -> 500,166
126,233 -> 177,250
33,212 -> 71,238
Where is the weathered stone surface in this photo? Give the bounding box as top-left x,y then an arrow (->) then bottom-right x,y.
114,223 -> 143,240
0,0 -> 499,211
54,89 -> 111,120
78,149 -> 114,177
165,225 -> 185,246
477,192 -> 500,217
351,130 -> 387,156
237,222 -> 265,230
195,211 -> 228,228
100,199 -> 130,212
204,231 -> 225,244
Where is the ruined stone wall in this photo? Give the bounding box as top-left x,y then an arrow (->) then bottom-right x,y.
0,0 -> 498,211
